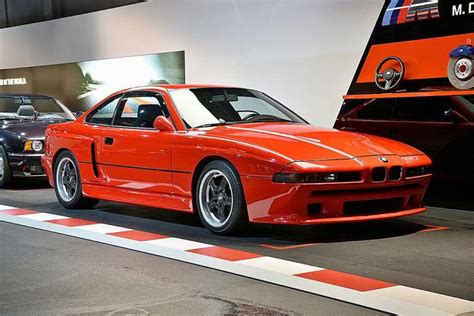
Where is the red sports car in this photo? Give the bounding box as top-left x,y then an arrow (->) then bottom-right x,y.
42,85 -> 432,234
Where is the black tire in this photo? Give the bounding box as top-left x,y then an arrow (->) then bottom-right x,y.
0,146 -> 13,188
195,160 -> 247,235
54,151 -> 99,209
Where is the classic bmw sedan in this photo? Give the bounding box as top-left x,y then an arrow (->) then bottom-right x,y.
43,85 -> 432,234
0,93 -> 76,187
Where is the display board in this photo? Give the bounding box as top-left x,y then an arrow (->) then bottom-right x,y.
346,0 -> 473,95
0,50 -> 185,111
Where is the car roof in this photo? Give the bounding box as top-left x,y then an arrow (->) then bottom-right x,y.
122,84 -> 241,93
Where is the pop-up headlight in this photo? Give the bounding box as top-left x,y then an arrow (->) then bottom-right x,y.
272,172 -> 360,183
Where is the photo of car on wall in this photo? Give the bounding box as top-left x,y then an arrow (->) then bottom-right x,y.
0,50 -> 185,112
0,93 -> 76,187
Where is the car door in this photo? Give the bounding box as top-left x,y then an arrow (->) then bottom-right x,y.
386,97 -> 459,157
340,97 -> 459,156
338,98 -> 397,139
96,91 -> 174,195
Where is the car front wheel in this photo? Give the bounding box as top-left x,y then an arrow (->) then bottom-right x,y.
54,151 -> 99,209
196,160 -> 247,235
0,146 -> 12,188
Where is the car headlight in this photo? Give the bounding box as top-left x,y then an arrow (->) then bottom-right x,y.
24,140 -> 44,152
272,172 -> 361,183
406,165 -> 431,177
32,140 -> 43,152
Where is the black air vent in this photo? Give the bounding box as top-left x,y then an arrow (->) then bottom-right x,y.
372,167 -> 386,182
389,166 -> 402,181
344,198 -> 403,216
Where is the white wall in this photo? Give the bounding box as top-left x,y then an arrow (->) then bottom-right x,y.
0,0 -> 382,127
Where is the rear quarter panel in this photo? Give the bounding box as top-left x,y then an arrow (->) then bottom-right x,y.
44,121 -> 98,187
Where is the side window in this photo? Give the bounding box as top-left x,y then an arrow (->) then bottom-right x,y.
115,94 -> 168,128
337,99 -> 369,119
392,98 -> 421,121
87,95 -> 121,125
458,96 -> 474,113
393,97 -> 453,122
357,99 -> 395,120
420,97 -> 454,122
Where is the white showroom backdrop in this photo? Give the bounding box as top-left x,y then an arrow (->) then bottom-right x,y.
0,0 -> 382,127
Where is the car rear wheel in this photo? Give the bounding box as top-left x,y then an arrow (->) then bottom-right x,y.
196,160 -> 247,235
0,146 -> 12,188
54,151 -> 99,209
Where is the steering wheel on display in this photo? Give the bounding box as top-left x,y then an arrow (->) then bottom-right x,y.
375,56 -> 405,91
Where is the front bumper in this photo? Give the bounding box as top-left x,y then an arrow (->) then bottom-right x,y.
243,176 -> 430,225
242,155 -> 432,225
8,153 -> 46,177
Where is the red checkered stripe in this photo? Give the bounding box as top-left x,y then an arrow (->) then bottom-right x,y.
0,205 -> 472,315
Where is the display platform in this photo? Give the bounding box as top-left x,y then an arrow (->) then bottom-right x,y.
1,179 -> 473,315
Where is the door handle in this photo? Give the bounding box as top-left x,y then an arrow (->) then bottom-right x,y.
104,137 -> 114,145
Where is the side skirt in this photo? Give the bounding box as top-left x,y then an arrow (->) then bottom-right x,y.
82,184 -> 193,214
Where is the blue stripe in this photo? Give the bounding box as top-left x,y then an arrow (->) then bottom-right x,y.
382,0 -> 399,26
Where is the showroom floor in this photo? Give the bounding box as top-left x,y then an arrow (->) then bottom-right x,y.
1,179 -> 473,315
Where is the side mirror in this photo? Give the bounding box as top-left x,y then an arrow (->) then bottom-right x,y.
444,109 -> 468,123
73,111 -> 84,118
450,110 -> 469,123
153,116 -> 175,132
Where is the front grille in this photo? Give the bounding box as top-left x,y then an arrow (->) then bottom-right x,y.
344,197 -> 403,216
389,166 -> 402,181
372,167 -> 386,182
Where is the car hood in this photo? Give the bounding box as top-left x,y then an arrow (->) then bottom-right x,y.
1,119 -> 66,139
199,123 -> 423,161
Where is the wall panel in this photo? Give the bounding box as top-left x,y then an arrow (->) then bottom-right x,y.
0,0 -> 382,126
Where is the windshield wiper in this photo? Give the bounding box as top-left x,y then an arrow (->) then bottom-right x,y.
194,122 -> 229,128
195,118 -> 236,128
243,115 -> 295,123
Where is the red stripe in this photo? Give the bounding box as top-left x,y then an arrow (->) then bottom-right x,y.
397,0 -> 412,24
109,230 -> 168,241
189,246 -> 262,261
0,208 -> 39,216
296,270 -> 395,292
47,218 -> 97,227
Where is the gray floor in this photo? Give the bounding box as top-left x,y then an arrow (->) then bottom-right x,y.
0,223 -> 382,315
1,179 -> 473,314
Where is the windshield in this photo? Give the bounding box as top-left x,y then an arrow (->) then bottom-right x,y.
457,96 -> 474,113
170,88 -> 307,128
0,95 -> 75,120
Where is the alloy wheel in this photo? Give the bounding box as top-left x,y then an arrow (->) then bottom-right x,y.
0,156 -> 4,180
198,169 -> 234,228
56,157 -> 78,202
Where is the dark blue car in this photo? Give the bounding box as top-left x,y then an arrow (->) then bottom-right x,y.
0,94 -> 76,187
